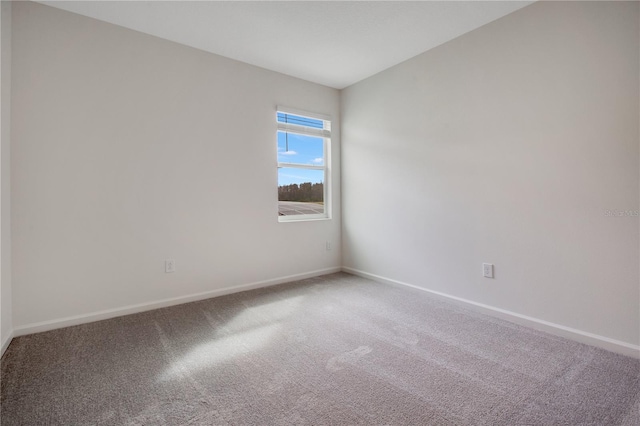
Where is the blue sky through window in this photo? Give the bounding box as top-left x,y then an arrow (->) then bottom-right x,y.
278,168 -> 324,187
277,113 -> 326,187
277,132 -> 323,166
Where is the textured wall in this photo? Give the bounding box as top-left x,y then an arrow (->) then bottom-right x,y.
342,1 -> 639,346
1,0 -> 12,353
11,1 -> 340,329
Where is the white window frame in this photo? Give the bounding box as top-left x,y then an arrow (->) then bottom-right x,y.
277,106 -> 331,222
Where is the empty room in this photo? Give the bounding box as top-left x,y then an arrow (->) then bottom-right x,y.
1,0 -> 639,424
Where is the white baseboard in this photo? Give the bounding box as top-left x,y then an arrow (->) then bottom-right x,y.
12,267 -> 341,338
343,267 -> 640,359
1,330 -> 13,357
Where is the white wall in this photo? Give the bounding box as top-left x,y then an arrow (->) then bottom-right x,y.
11,1 -> 340,331
342,1 -> 639,348
1,0 -> 13,353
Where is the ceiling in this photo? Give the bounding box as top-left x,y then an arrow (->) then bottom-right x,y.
39,1 -> 535,89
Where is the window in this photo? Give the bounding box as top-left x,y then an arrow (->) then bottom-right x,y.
277,108 -> 331,221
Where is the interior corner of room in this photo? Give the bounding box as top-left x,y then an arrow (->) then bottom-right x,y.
0,0 -> 638,361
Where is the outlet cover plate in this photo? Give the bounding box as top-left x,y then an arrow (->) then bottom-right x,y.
483,263 -> 494,278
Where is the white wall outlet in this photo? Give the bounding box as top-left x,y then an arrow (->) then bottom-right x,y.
165,259 -> 175,273
326,241 -> 332,251
483,263 -> 494,278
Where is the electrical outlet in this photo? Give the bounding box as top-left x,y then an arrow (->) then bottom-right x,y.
483,263 -> 494,278
326,241 -> 332,251
165,259 -> 175,273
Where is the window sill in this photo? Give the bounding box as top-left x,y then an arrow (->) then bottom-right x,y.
278,215 -> 331,223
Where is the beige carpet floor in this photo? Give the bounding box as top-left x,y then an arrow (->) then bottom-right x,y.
1,272 -> 639,425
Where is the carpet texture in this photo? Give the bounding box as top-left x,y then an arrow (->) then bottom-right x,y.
1,272 -> 639,425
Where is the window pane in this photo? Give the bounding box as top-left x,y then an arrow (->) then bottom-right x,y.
278,168 -> 324,216
277,132 -> 324,166
277,112 -> 324,129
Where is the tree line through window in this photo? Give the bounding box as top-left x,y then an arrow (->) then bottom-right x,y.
278,182 -> 324,203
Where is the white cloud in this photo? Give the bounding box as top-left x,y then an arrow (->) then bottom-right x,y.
279,173 -> 308,180
311,158 -> 324,164
280,150 -> 298,156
